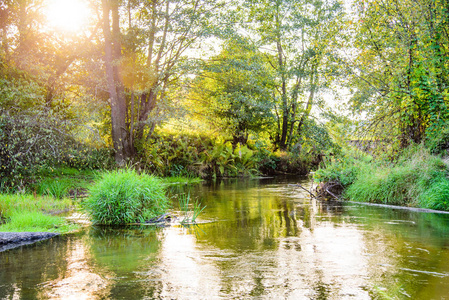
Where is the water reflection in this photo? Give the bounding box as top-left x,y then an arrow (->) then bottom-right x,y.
1,177 -> 449,299
0,236 -> 70,299
39,236 -> 110,299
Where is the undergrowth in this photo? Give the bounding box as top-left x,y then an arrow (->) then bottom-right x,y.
33,167 -> 98,198
0,194 -> 77,232
0,211 -> 78,233
314,144 -> 449,211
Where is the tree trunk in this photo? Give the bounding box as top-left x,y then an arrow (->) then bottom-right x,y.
102,0 -> 132,165
277,39 -> 289,150
135,89 -> 157,141
297,63 -> 318,135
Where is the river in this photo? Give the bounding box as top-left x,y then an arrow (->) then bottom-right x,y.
1,176 -> 449,299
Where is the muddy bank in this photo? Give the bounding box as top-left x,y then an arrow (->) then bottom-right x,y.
0,232 -> 59,252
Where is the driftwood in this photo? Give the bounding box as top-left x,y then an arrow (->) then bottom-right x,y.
316,181 -> 344,200
291,183 -> 317,198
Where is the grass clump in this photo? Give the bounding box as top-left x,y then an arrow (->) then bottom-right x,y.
83,169 -> 168,225
33,167 -> 98,198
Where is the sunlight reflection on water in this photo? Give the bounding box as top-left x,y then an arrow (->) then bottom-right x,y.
2,177 -> 449,299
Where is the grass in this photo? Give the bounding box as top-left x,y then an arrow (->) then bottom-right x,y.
162,176 -> 203,185
345,146 -> 448,207
178,193 -> 206,224
0,194 -> 79,233
0,194 -> 73,216
83,169 -> 168,225
315,144 -> 449,211
0,211 -> 78,233
33,167 -> 98,198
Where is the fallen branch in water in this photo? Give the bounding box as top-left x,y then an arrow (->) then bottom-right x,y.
324,186 -> 341,200
293,183 -> 317,198
316,181 -> 344,200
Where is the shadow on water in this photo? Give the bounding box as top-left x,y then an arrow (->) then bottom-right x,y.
2,176 -> 449,299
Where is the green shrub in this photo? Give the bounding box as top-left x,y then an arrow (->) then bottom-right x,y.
84,169 -> 168,225
314,150 -> 372,187
140,128 -> 325,178
140,131 -> 262,178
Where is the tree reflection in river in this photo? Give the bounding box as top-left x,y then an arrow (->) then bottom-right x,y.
0,236 -> 70,299
2,177 -> 449,299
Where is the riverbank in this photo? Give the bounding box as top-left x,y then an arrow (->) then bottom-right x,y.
0,194 -> 79,233
0,171 -> 204,251
0,232 -> 59,252
314,145 -> 449,211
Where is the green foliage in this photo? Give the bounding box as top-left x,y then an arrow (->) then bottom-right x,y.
425,120 -> 449,154
346,0 -> 449,149
0,211 -> 78,233
62,148 -> 116,170
314,149 -> 371,186
141,130 -> 213,177
141,128 -> 326,178
178,193 -> 206,224
201,142 -> 258,177
83,169 -> 168,225
0,78 -> 70,190
0,194 -> 73,218
192,37 -> 276,144
0,66 -> 111,191
0,194 -> 77,233
141,130 -> 263,178
317,145 -> 449,210
241,0 -> 343,150
269,151 -> 311,175
294,119 -> 340,155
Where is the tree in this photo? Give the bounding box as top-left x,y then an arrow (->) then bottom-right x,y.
191,38 -> 275,147
100,0 -> 222,164
0,0 -> 106,188
242,0 -> 343,150
345,0 -> 449,148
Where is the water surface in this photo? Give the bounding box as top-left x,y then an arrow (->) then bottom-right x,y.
2,177 -> 449,299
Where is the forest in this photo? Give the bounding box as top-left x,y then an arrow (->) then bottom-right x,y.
1,0 -> 449,212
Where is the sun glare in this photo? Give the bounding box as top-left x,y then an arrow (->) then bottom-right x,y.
46,0 -> 90,32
